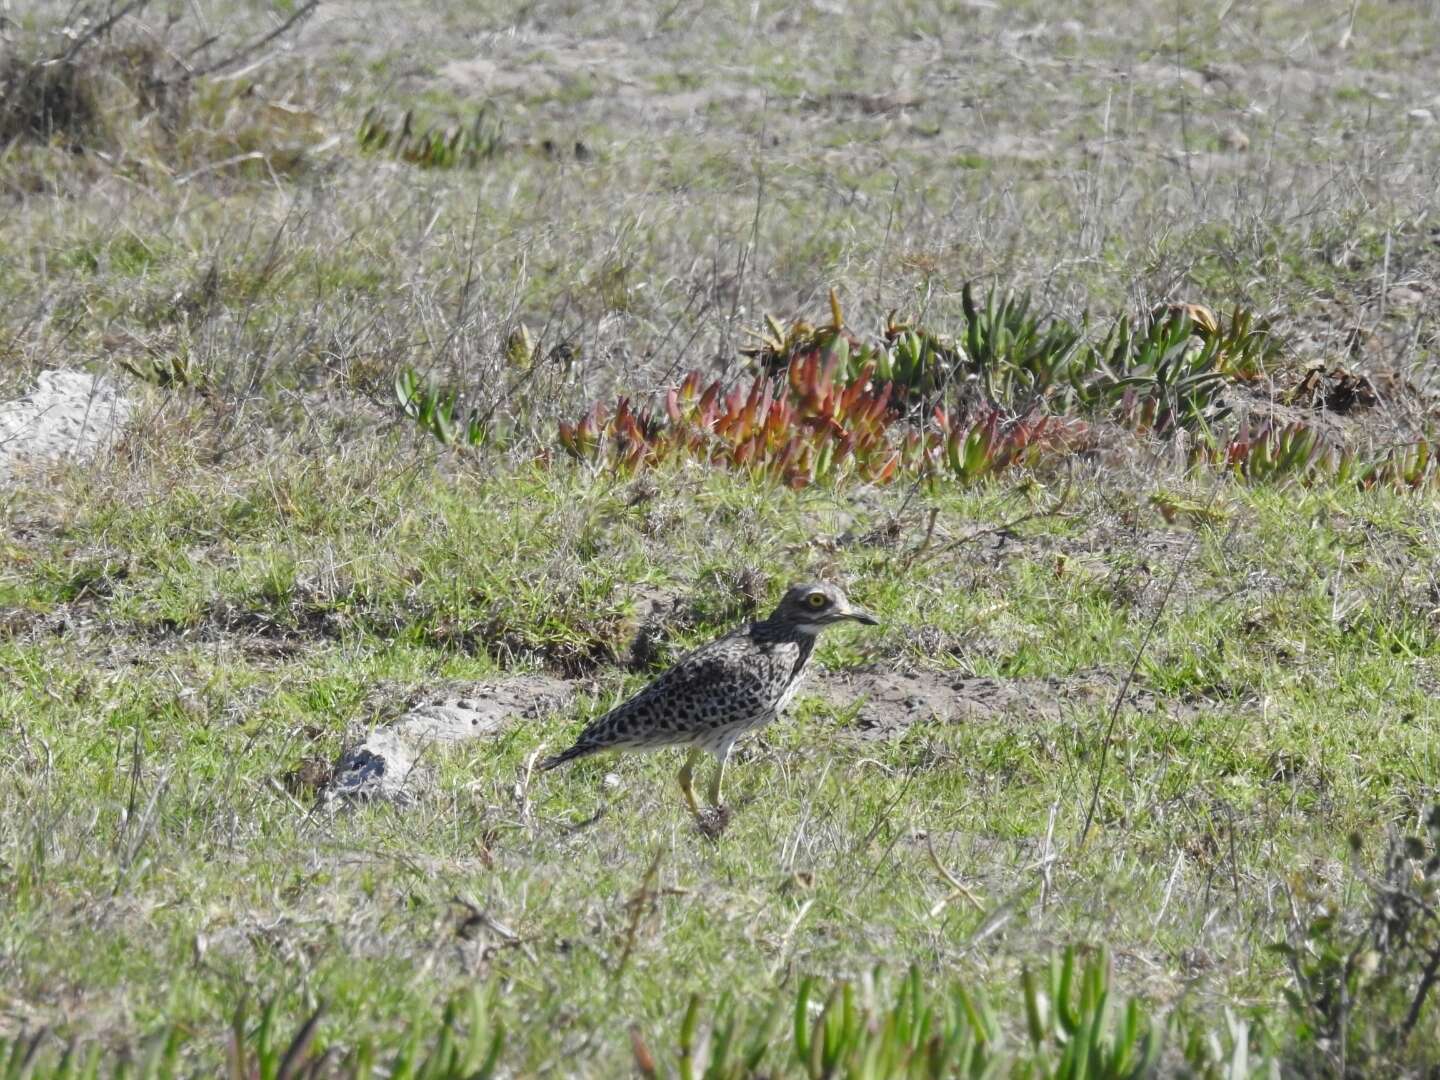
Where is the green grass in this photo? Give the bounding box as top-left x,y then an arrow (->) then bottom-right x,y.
5,441 -> 1440,1070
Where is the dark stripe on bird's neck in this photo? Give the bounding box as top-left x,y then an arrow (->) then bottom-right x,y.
788,633 -> 817,684
750,617 -> 818,684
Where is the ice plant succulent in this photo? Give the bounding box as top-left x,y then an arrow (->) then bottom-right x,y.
560,352 -> 904,488
552,287 -> 1440,495
931,406 -> 1088,484
1218,419 -> 1333,484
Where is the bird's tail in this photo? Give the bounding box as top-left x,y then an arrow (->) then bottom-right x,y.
537,742 -> 599,772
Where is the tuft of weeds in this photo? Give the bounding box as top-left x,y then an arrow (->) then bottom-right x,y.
553,291 -> 1267,490
118,354 -> 202,391
0,2 -> 323,184
1201,424 -> 1440,491
956,283 -> 1092,412
1100,307 -> 1237,435
558,359 -> 1075,489
631,946 -> 1280,1078
1272,807 -> 1440,1075
0,987 -> 502,1079
1355,439 -> 1440,491
357,103 -> 505,169
931,406 -> 1086,485
741,288 -> 972,411
743,288 -> 1272,430
394,368 -> 490,448
560,362 -> 900,487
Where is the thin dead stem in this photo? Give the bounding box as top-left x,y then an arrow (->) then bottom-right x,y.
926,833 -> 983,914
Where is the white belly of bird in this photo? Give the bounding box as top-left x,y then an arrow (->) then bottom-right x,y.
775,672 -> 806,716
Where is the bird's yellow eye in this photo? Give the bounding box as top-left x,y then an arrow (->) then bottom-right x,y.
806,592 -> 828,608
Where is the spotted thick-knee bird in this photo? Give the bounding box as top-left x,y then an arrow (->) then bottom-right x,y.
539,582 -> 878,815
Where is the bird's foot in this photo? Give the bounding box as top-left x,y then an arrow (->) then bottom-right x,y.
694,803 -> 732,839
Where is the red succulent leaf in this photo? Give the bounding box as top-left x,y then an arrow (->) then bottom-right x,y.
787,355 -> 806,398
865,382 -> 894,423
698,381 -> 721,421
743,376 -> 763,416
791,350 -> 819,398
807,414 -> 846,439
776,436 -> 802,473
817,351 -> 838,400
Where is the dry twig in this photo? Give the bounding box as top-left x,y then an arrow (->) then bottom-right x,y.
927,833 -> 984,914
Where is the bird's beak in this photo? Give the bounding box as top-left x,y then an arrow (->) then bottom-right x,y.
845,606 -> 880,626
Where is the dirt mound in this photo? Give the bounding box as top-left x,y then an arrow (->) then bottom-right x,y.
326,676 -> 573,802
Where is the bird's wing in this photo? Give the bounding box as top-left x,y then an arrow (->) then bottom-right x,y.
576,631 -> 770,736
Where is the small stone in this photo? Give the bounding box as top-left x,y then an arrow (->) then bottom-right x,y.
1407,108 -> 1434,125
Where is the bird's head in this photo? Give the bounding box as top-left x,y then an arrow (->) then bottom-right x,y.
771,582 -> 879,634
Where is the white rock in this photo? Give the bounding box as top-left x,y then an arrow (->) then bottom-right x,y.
0,370 -> 133,482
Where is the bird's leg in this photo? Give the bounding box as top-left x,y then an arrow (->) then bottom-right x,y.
708,755 -> 728,808
678,749 -> 703,816
708,743 -> 733,808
